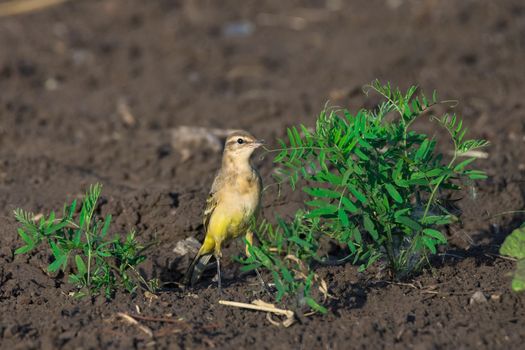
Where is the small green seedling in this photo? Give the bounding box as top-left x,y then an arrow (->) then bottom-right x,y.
242,81 -> 488,313
242,212 -> 329,314
500,225 -> 525,292
14,183 -> 158,298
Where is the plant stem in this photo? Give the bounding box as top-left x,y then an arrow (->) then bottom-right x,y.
422,149 -> 457,219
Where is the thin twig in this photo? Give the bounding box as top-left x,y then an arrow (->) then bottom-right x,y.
131,314 -> 189,326
115,312 -> 153,338
0,0 -> 71,17
490,210 -> 525,219
219,300 -> 293,316
485,252 -> 517,262
220,300 -> 296,326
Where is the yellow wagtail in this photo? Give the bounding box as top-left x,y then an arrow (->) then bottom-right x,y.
184,130 -> 264,291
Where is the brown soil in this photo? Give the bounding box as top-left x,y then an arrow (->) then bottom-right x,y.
1,0 -> 524,349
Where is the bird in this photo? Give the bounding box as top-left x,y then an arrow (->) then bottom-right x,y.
183,130 -> 264,292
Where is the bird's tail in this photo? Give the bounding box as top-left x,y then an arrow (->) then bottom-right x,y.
183,253 -> 213,287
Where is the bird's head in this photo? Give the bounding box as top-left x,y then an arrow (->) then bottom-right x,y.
223,130 -> 264,164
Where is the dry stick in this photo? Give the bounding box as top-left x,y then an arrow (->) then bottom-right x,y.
0,0 -> 71,17
131,314 -> 188,326
116,312 -> 153,338
485,252 -> 517,262
220,300 -> 295,327
219,300 -> 293,317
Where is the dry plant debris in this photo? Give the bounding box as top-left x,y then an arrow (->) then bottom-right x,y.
219,299 -> 295,327
0,0 -> 71,17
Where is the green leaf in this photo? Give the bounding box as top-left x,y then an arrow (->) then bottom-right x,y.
75,255 -> 87,275
49,241 -> 64,259
17,228 -> 34,247
319,150 -> 328,172
425,168 -> 445,177
423,228 -> 447,244
466,170 -> 488,180
385,184 -> 403,203
338,208 -> 350,227
47,211 -> 56,228
406,178 -> 429,186
348,185 -> 367,204
101,215 -> 112,238
394,178 -> 409,188
358,138 -> 373,150
288,236 -> 312,249
511,260 -> 525,292
274,150 -> 287,163
14,245 -> 33,255
415,139 -> 429,160
393,159 -> 403,180
363,215 -> 378,240
500,227 -> 525,259
287,128 -> 296,148
240,263 -> 261,272
45,219 -> 70,235
272,271 -> 285,301
48,254 -> 67,273
280,267 -> 294,283
68,274 -> 82,284
396,216 -> 422,231
251,246 -> 273,269
68,199 -> 77,219
38,215 -> 45,229
420,215 -> 454,225
320,172 -> 343,186
72,230 -> 82,247
305,200 -> 329,208
303,187 -> 342,199
344,137 -> 359,154
453,157 -> 476,172
307,205 -> 338,218
354,148 -> 369,161
341,197 -> 358,213
394,208 -> 411,219
351,227 -> 362,244
304,297 -> 327,314
422,236 -> 437,254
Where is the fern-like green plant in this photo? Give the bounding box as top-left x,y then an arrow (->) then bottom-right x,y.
241,212 -> 328,313
14,184 -> 158,298
242,81 -> 488,312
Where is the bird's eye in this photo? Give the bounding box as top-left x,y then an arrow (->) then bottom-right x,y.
237,138 -> 244,144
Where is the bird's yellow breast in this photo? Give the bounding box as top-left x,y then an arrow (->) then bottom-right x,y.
207,173 -> 261,245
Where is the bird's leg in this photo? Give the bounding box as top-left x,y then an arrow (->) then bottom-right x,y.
254,267 -> 272,298
216,255 -> 222,296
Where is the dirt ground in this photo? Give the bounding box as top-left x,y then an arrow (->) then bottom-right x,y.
1,0 -> 524,349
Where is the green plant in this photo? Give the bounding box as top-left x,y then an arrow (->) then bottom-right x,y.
242,81 -> 488,312
500,224 -> 525,292
242,212 -> 329,313
14,183 -> 158,298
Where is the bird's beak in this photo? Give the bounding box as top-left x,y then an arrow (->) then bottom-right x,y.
253,139 -> 265,148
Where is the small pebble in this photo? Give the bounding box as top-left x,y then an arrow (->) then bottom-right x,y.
173,237 -> 201,256
490,293 -> 501,301
58,330 -> 76,340
4,324 -> 18,338
469,290 -> 487,305
45,77 -> 59,91
222,21 -> 254,38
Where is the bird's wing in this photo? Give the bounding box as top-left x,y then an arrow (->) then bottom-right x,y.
202,173 -> 221,232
